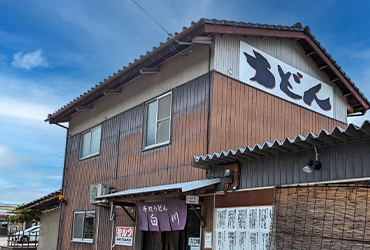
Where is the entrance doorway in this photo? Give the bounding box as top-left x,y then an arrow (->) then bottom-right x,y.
142,205 -> 201,250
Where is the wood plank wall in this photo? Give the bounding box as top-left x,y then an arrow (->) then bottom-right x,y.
59,74 -> 210,250
208,72 -> 347,154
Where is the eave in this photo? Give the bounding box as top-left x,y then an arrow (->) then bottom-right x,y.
47,19 -> 369,124
46,22 -> 207,124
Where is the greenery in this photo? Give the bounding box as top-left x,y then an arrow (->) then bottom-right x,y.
7,206 -> 42,223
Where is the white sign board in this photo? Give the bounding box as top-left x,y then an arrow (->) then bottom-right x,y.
115,226 -> 134,246
186,195 -> 199,204
239,41 -> 334,118
204,231 -> 212,249
215,206 -> 273,250
188,237 -> 201,246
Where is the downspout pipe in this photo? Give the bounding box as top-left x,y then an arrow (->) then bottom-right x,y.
51,122 -> 68,250
172,37 -> 213,154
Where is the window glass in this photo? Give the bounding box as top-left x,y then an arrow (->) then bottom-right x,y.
80,133 -> 91,159
157,94 -> 171,120
156,119 -> 170,144
144,93 -> 171,148
145,101 -> 157,146
80,126 -> 101,159
72,211 -> 95,242
72,213 -> 84,239
90,127 -> 101,155
83,212 -> 95,239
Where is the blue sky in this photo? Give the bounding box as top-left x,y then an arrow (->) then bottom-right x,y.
1,0 -> 370,204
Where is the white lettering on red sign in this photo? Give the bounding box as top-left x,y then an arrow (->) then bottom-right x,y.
115,227 -> 134,246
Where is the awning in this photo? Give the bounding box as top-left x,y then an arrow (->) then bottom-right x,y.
97,178 -> 221,201
193,121 -> 370,169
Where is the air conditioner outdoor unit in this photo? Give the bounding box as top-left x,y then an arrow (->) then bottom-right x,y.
90,183 -> 110,206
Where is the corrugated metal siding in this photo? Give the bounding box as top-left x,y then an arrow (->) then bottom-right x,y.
208,72 -> 346,154
195,121 -> 370,168
59,74 -> 209,250
213,35 -> 348,123
69,45 -> 211,136
208,139 -> 370,190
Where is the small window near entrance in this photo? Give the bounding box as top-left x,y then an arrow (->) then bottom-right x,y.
143,92 -> 172,149
71,211 -> 95,243
79,126 -> 101,160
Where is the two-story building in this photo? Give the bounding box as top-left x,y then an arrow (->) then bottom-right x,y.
46,19 -> 369,250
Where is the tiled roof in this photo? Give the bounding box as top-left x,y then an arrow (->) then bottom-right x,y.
193,121 -> 370,169
46,18 -> 369,123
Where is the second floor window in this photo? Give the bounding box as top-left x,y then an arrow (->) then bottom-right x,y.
80,126 -> 101,159
144,92 -> 172,148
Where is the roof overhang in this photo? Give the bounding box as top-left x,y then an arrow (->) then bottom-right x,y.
19,190 -> 61,211
46,19 -> 369,124
96,178 -> 221,204
193,121 -> 370,169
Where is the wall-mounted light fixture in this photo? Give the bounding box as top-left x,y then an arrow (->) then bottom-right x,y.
303,145 -> 321,174
224,169 -> 234,185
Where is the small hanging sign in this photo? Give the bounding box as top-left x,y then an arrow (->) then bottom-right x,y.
186,195 -> 199,205
204,231 -> 212,249
188,237 -> 201,246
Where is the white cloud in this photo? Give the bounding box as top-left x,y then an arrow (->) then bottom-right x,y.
0,145 -> 38,170
0,95 -> 53,121
0,178 -> 17,189
46,175 -> 63,180
11,49 -> 48,70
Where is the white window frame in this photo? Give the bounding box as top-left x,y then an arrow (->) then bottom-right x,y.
71,211 -> 95,244
143,92 -> 172,150
79,125 -> 102,160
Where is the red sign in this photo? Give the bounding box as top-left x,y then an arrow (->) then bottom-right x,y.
115,227 -> 134,246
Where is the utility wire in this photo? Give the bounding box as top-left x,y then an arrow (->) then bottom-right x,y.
131,0 -> 172,37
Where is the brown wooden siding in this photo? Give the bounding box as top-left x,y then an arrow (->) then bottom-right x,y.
208,72 -> 347,154
215,189 -> 274,208
59,74 -> 210,250
201,196 -> 214,249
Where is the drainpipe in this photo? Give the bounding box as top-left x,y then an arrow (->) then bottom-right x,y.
173,38 -> 213,154
51,122 -> 68,250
